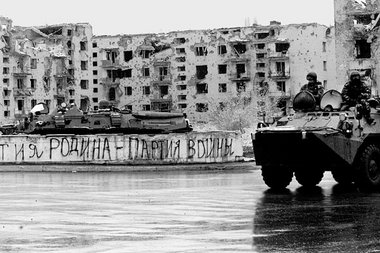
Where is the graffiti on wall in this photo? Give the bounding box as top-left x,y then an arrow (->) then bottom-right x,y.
0,135 -> 238,163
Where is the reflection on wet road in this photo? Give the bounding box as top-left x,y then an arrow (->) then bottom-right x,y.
0,169 -> 379,252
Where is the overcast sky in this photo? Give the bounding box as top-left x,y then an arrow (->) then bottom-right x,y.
2,0 -> 335,35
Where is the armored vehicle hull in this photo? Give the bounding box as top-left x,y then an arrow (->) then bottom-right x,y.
254,90 -> 380,191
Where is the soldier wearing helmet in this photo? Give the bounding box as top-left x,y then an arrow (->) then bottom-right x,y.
341,71 -> 374,124
300,72 -> 324,106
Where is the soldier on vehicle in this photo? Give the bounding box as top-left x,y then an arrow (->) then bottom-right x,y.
341,71 -> 374,124
300,72 -> 324,106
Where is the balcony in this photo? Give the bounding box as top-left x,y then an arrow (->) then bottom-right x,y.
101,59 -> 120,68
269,71 -> 290,79
13,88 -> 33,97
229,73 -> 251,81
151,75 -> 172,85
12,66 -> 31,77
268,50 -> 289,59
150,94 -> 172,102
100,77 -> 121,87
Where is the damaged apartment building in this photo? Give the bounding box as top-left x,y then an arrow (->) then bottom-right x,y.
0,16 -> 335,123
335,0 -> 380,94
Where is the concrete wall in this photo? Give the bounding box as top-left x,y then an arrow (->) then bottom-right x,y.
0,131 -> 243,165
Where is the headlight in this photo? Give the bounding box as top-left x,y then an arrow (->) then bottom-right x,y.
339,113 -> 347,121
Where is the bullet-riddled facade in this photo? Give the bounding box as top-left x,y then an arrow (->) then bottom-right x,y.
0,17 -> 335,124
334,0 -> 380,94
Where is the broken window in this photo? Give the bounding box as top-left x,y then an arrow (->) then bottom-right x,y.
176,56 -> 186,62
93,52 -> 97,58
140,50 -> 152,59
177,85 -> 187,90
236,82 -> 246,92
80,41 -> 87,51
233,43 -> 247,54
218,64 -> 227,74
195,46 -> 207,56
92,42 -> 97,48
106,50 -> 118,64
3,78 -> 9,85
93,61 -> 98,67
93,88 -> 98,93
143,67 -> 150,77
196,103 -> 208,112
196,83 -> 208,94
143,86 -> 150,95
257,72 -> 265,78
176,48 -> 186,54
31,58 -> 38,69
3,67 -> 9,74
4,111 -> 10,117
124,50 -> 133,62
276,62 -> 286,73
31,99 -> 37,108
219,83 -> 227,93
236,64 -> 246,78
125,86 -> 132,96
69,89 -> 75,96
277,81 -> 286,92
3,57 -> 9,64
30,79 -> 36,89
67,29 -> 72,36
92,97 -> 98,103
256,43 -> 265,49
178,66 -> 186,72
4,89 -> 10,96
354,14 -> 378,25
178,75 -> 186,81
355,40 -> 371,58
4,100 -> 10,106
81,61 -> 88,70
218,45 -> 227,55
196,65 -> 208,79
175,37 -> 186,44
256,53 -> 266,59
142,104 -> 151,111
39,26 -> 62,35
124,69 -> 132,78
93,70 -> 98,75
178,95 -> 187,101
67,41 -> 72,49
93,79 -> 98,84
275,43 -> 290,52
17,79 -> 24,89
159,66 -> 168,81
80,80 -> 89,89
178,103 -> 187,109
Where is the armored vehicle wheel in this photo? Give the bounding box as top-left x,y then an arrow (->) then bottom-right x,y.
331,168 -> 354,185
295,169 -> 324,187
355,144 -> 380,191
261,166 -> 293,189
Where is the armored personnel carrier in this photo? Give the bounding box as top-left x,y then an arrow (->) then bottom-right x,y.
2,100 -> 192,135
254,90 -> 380,191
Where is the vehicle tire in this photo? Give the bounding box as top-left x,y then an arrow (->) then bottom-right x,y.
355,144 -> 380,191
331,167 -> 354,185
295,169 -> 324,187
261,166 -> 293,189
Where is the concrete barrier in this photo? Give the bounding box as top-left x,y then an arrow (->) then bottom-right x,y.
0,131 -> 244,168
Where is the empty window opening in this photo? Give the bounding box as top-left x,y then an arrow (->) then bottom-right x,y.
93,79 -> 98,84
354,14 -> 378,25
39,26 -> 62,35
233,43 -> 247,54
159,66 -> 168,81
92,97 -> 98,103
176,48 -> 186,54
276,62 -> 286,73
277,81 -> 286,92
178,103 -> 187,109
109,88 -> 116,101
176,56 -> 186,62
4,111 -> 10,117
31,99 -> 37,108
275,43 -> 290,52
355,40 -> 371,58
256,53 -> 266,59
218,64 -> 227,74
17,79 -> 24,89
30,79 -> 36,89
159,85 -> 169,97
93,52 -> 97,58
81,61 -> 88,70
4,100 -> 10,106
196,83 -> 208,94
30,59 -> 37,69
17,100 -> 24,111
219,83 -> 227,93
256,63 -> 266,68
93,70 -> 98,75
67,29 -> 72,36
236,64 -> 246,78
125,86 -> 132,96
93,61 -> 98,67
3,78 -> 9,85
257,72 -> 265,78
218,45 -> 227,55
178,95 -> 187,101
92,42 -> 97,48
140,50 -> 152,59
93,88 -> 98,93
3,67 -> 9,74
196,103 -> 208,112
256,32 -> 269,39
178,66 -> 186,72
106,50 -> 118,63
124,50 -> 133,62
196,65 -> 208,79
195,46 -> 207,56
142,104 -> 151,111
178,75 -> 186,81
67,40 -> 72,49
69,89 -> 75,96
3,57 -> 9,64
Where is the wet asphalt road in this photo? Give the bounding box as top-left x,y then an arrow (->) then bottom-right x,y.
0,168 -> 379,252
